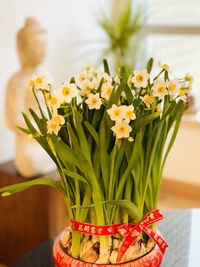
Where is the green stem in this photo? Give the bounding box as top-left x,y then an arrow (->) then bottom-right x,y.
71,231 -> 81,259
123,177 -> 133,223
115,134 -> 140,200
142,122 -> 163,215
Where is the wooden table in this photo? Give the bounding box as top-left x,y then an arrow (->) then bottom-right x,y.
11,209 -> 200,267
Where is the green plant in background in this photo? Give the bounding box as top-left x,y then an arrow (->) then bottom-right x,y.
98,0 -> 145,71
0,59 -> 192,263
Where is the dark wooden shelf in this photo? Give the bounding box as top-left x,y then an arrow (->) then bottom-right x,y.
0,160 -> 61,265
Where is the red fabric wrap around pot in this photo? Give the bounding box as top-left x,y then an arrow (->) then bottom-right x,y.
53,238 -> 164,267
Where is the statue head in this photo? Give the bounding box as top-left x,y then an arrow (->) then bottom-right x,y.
17,18 -> 46,68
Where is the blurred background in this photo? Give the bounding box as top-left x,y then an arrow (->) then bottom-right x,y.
0,0 -> 200,265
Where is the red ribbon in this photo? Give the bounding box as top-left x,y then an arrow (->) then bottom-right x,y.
70,209 -> 168,263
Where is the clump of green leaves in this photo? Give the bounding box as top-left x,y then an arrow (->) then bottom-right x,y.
0,58 -> 191,261
99,0 -> 145,71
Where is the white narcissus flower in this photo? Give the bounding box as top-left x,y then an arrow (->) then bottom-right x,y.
122,105 -> 136,123
167,79 -> 180,96
76,65 -> 101,90
152,78 -> 168,100
101,83 -> 113,101
51,114 -> 65,125
47,89 -> 62,111
179,88 -> 187,102
140,94 -> 154,108
47,114 -> 65,135
60,83 -> 79,103
85,93 -> 102,110
79,82 -> 92,97
30,75 -> 48,90
111,121 -> 132,139
101,73 -> 113,84
185,73 -> 194,83
107,104 -> 124,123
131,69 -> 150,88
83,65 -> 96,74
76,73 -> 88,85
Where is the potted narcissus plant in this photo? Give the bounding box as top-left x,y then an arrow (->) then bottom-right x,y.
0,58 -> 192,266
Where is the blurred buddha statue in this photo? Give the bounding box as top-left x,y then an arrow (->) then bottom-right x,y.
5,18 -> 55,177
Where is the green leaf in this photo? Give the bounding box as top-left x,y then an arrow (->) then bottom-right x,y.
17,126 -> 31,135
72,199 -> 141,222
22,112 -> 37,134
113,141 -> 126,179
66,123 -> 79,148
105,200 -> 141,222
0,177 -> 64,196
99,121 -> 109,191
116,2 -> 131,33
146,58 -> 153,73
73,110 -> 91,162
116,133 -> 140,200
161,101 -> 176,121
32,88 -> 46,120
53,136 -> 77,168
84,121 -> 99,147
92,147 -> 101,180
161,103 -> 185,172
63,169 -> 88,184
29,108 -> 47,135
133,112 -> 161,132
106,83 -> 125,111
124,84 -> 134,104
103,58 -> 110,75
79,185 -> 92,221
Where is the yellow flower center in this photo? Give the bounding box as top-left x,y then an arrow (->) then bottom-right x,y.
80,75 -> 85,81
50,97 -> 57,105
85,86 -> 90,92
180,89 -> 185,96
169,84 -> 176,91
91,98 -> 98,105
114,110 -> 121,116
136,74 -> 144,83
53,116 -> 61,124
119,126 -> 125,133
106,87 -> 112,94
85,66 -> 91,71
62,87 -> 70,96
158,86 -> 165,93
145,96 -> 154,104
49,123 -> 58,131
93,71 -> 98,77
36,77 -> 43,84
185,75 -> 193,82
126,111 -> 134,118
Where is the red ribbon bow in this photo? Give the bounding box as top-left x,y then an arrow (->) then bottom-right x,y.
115,209 -> 168,262
71,209 -> 168,263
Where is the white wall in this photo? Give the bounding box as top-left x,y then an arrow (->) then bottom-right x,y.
163,115 -> 200,185
0,0 -> 110,163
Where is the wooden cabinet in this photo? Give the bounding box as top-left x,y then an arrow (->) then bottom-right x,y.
0,161 -> 66,265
